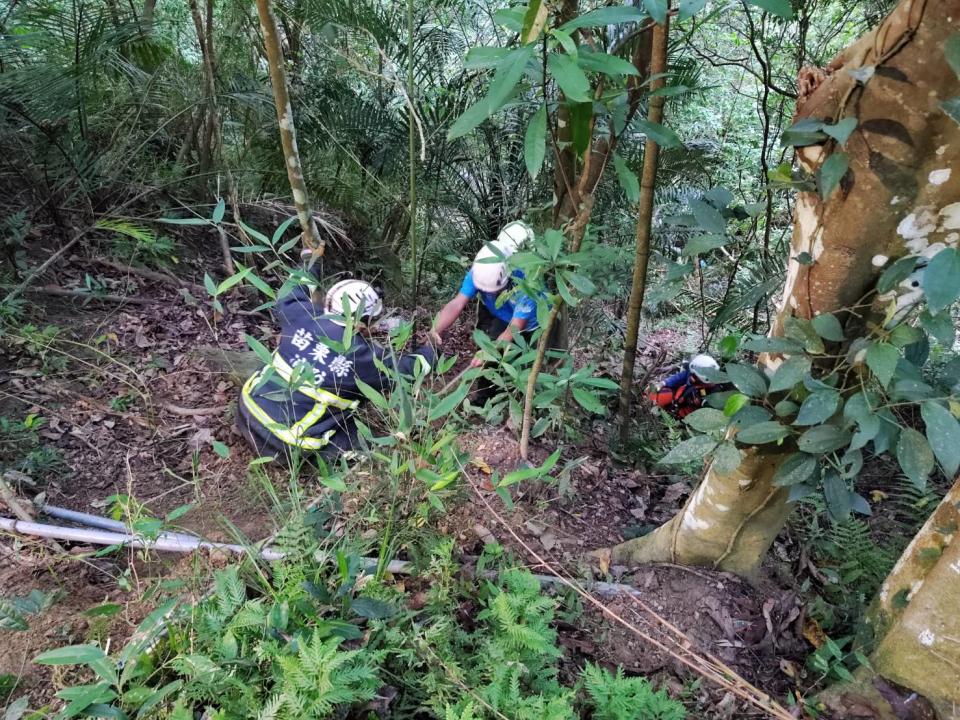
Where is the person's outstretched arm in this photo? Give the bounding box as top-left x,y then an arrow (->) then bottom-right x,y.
432,292 -> 470,341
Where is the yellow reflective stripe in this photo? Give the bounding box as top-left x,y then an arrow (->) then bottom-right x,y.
241,372 -> 330,450
270,353 -> 358,410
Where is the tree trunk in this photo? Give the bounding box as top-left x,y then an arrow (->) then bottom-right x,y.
608,0 -> 960,576
617,10 -> 669,449
818,476 -> 960,719
254,0 -> 324,254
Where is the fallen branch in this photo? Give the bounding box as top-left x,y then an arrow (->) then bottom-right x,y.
2,229 -> 89,305
162,402 -> 230,417
22,285 -> 154,306
89,257 -> 206,296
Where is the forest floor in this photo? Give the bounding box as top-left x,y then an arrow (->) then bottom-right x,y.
0,240 -> 939,717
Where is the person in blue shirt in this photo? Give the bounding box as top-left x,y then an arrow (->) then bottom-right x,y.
430,221 -> 543,367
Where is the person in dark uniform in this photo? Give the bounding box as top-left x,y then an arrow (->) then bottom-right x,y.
237,263 -> 435,466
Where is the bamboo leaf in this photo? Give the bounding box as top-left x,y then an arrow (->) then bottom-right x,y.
921,401 -> 960,477
524,105 -> 547,179
613,152 -> 640,203
635,119 -> 682,148
559,6 -> 646,31
548,52 -> 593,102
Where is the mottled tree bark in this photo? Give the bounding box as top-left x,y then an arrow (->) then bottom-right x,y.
819,476 -> 960,719
254,0 -> 324,254
617,11 -> 669,448
608,0 -> 960,576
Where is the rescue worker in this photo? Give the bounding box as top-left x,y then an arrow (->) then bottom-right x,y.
237,263 -> 435,465
649,354 -> 722,419
430,221 -> 544,367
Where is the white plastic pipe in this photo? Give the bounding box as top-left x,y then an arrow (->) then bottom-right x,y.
0,517 -> 286,561
41,504 -> 200,544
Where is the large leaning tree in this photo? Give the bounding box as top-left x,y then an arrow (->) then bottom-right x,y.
602,0 -> 960,713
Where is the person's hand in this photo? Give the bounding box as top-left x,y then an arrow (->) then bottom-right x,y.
428,329 -> 443,347
469,352 -> 485,369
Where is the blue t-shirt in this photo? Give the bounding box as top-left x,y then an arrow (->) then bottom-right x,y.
459,269 -> 539,329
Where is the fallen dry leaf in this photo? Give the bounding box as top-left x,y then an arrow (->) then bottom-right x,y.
470,457 -> 493,474
803,616 -> 827,648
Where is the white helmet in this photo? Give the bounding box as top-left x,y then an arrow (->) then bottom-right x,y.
324,279 -> 382,320
689,354 -> 720,382
471,221 -> 534,293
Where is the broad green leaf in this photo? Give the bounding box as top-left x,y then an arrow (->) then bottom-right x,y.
770,355 -> 812,393
798,425 -> 852,453
822,471 -> 851,522
570,101 -> 593,155
665,261 -> 694,281
725,363 -> 768,398
684,407 -> 728,432
635,120 -> 682,149
428,384 -> 469,421
922,247 -> 960,312
4,696 -> 29,720
740,336 -> 804,354
572,387 -> 606,414
723,392 -> 751,416
355,377 -> 389,410
888,323 -> 923,348
817,152 -> 849,198
945,33 -> 960,78
772,453 -> 819,486
788,483 -> 816,503
712,442 -> 742,474
850,492 -> 871,516
678,0 -> 708,20
736,421 -> 790,444
548,52 -> 592,102
34,644 -> 107,665
493,7 -> 524,30
550,27 -> 578,55
351,597 -> 399,619
876,255 -> 917,293
244,333 -> 274,366
134,680 -> 183,719
649,84 -> 692,98
920,309 -> 955,346
660,435 -> 718,464
682,234 -> 727,257
730,404 -> 772,432
896,427 -> 934,488
521,0 -> 549,43
942,96 -> 960,125
559,5 -> 646,31
795,389 -> 841,426
577,50 -> 640,76
613,153 -> 640,203
211,197 -> 225,223
690,199 -> 726,234
463,46 -> 510,70
524,106 -> 547,179
449,47 -> 534,138
211,440 -> 230,459
775,400 -> 799,417
564,271 -> 596,296
823,118 -> 857,145
500,448 -> 562,486
921,401 -> 960,477
784,316 -> 825,354
866,342 -> 899,388
643,0 -> 667,24
811,313 -> 844,342
746,0 -> 794,19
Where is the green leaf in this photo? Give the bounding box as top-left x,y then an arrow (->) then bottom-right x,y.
922,247 -> 960,312
211,440 -> 230,459
723,392 -> 751,417
570,101 -> 593,155
798,425 -> 852,454
795,389 -> 841,426
572,387 -> 606,414
34,645 -> 107,666
216,267 -> 252,295
548,52 -> 592,102
464,46 -> 511,70
823,117 -> 857,145
4,696 -> 29,720
812,313 -> 844,342
523,106 -> 547,180
211,198 -> 225,224
712,442 -> 742,474
559,5 -> 646,31
740,336 -> 804,354
613,153 -> 640,203
784,316 -> 825,354
876,255 -> 918,293
817,152 -> 849,198
84,603 -> 122,618
921,401 -> 960,477
577,50 -> 640,76
866,342 -> 899,388
746,0 -> 794,19
775,400 -> 799,417
493,7 -> 524,30
773,453 -> 819,486
449,47 -> 534,139
896,427 -> 934,488
725,363 -> 768,398
736,421 -> 790,444
428,384 -> 469,421
660,435 -> 718,465
770,355 -> 812,393
822,470 -> 851,522
690,199 -> 726,234
643,0 -> 667,24
945,33 -> 960,78
244,333 -> 274,366
355,377 -> 389,410
564,271 -> 596,296
920,309 -> 956,346
500,449 -> 562,486
678,0 -> 708,20
684,408 -> 728,432
351,597 -> 398,620
649,85 -> 691,98
682,234 -> 728,257
788,483 -> 816,503
156,216 -> 209,226
203,272 -> 217,297
635,119 -> 682,149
